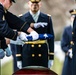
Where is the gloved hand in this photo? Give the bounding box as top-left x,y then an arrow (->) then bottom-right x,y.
17,61 -> 22,69
0,49 -> 5,59
19,32 -> 28,41
10,36 -> 24,45
48,60 -> 53,69
68,49 -> 72,59
29,31 -> 39,40
34,22 -> 47,28
5,47 -> 12,57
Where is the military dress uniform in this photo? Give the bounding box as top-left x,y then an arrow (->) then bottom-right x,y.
61,9 -> 76,75
20,11 -> 54,68
0,1 -> 18,58
61,25 -> 73,75
0,1 -> 32,71
10,44 -> 22,72
0,37 -> 8,55
4,7 -> 31,73
72,10 -> 76,75
0,1 -> 31,49
0,3 -> 30,40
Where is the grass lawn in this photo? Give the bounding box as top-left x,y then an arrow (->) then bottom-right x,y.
1,56 -> 63,75
51,56 -> 63,75
1,60 -> 13,75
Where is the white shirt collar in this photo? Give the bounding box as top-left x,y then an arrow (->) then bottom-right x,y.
29,10 -> 40,22
29,10 -> 40,17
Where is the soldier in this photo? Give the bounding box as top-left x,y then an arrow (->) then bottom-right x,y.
61,9 -> 76,75
0,0 -> 43,59
72,9 -> 76,75
17,0 -> 54,68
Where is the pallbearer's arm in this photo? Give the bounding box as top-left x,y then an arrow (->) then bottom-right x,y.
47,16 -> 54,60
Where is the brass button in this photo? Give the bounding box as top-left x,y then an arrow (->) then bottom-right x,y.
32,54 -> 35,57
70,41 -> 74,45
38,54 -> 42,57
38,44 -> 41,47
72,32 -> 74,35
31,45 -> 34,47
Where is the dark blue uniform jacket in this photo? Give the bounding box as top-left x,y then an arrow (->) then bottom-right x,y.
0,4 -> 30,49
61,25 -> 72,75
72,16 -> 76,75
20,12 -> 54,67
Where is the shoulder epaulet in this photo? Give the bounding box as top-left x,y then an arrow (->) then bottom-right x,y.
18,14 -> 23,17
47,14 -> 51,17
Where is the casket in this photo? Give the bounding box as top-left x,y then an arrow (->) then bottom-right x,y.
13,66 -> 58,75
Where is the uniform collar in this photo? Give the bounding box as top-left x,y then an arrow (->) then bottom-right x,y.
29,10 -> 40,17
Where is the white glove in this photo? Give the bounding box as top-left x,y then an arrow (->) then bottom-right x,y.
68,49 -> 72,59
29,31 -> 39,40
48,60 -> 53,69
10,36 -> 24,45
34,22 -> 47,28
0,49 -> 5,59
19,32 -> 28,41
17,61 -> 22,69
5,47 -> 12,57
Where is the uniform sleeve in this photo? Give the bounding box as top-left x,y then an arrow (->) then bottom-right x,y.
0,38 -> 8,49
61,28 -> 71,53
5,11 -> 30,33
47,16 -> 54,60
0,4 -> 18,40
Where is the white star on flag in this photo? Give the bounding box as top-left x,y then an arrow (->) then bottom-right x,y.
44,34 -> 48,38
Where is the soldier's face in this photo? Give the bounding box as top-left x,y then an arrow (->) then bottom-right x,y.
28,1 -> 41,13
70,15 -> 75,27
3,0 -> 12,10
71,15 -> 75,22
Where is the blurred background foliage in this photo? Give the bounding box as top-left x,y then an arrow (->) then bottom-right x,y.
9,0 -> 76,40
